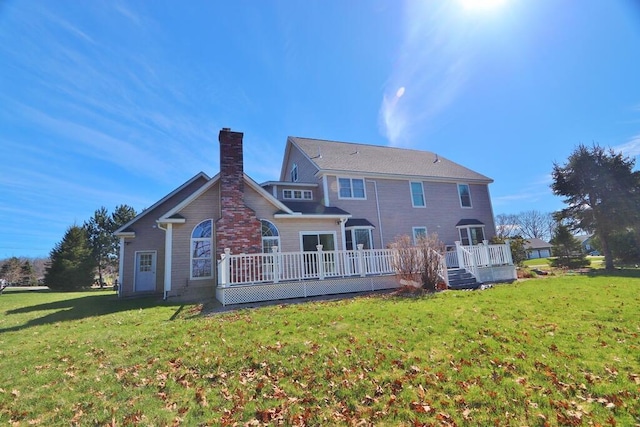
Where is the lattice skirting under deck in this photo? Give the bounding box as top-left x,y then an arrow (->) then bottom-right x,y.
216,275 -> 399,306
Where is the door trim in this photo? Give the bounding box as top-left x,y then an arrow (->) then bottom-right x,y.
134,250 -> 157,292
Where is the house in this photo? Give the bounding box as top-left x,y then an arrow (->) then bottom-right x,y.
524,238 -> 553,259
575,234 -> 598,255
115,129 -> 515,303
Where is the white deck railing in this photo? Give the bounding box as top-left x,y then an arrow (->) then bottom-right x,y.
218,242 -> 512,288
453,240 -> 513,281
218,245 -> 398,287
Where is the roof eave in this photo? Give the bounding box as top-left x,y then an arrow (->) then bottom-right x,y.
315,169 -> 493,184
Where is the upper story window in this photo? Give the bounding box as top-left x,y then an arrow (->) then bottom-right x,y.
290,163 -> 298,182
338,177 -> 366,199
458,183 -> 472,208
191,219 -> 213,279
261,220 -> 280,253
282,189 -> 313,200
410,181 -> 426,207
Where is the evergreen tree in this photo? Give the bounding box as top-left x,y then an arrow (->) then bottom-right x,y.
551,143 -> 640,270
83,205 -> 136,287
84,207 -> 114,287
550,224 -> 588,268
44,225 -> 96,290
20,260 -> 37,286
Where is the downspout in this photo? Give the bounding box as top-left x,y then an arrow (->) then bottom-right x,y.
157,222 -> 172,300
117,237 -> 125,298
322,175 -> 329,207
366,180 -> 384,247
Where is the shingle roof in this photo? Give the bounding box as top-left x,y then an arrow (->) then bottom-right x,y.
524,238 -> 552,249
289,137 -> 493,183
279,201 -> 350,216
455,219 -> 485,226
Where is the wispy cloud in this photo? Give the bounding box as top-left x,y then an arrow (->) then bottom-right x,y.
378,1 -> 477,146
614,134 -> 640,157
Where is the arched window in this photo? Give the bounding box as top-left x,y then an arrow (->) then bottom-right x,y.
261,220 -> 280,253
191,219 -> 213,279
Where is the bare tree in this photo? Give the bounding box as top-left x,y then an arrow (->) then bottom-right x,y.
518,210 -> 551,240
495,210 -> 556,242
494,213 -> 520,239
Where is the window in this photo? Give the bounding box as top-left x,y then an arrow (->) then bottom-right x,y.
412,227 -> 427,244
191,219 -> 213,279
261,220 -> 280,253
459,226 -> 485,245
290,163 -> 298,182
458,183 -> 472,208
282,189 -> 313,200
338,177 -> 366,199
410,181 -> 425,207
346,228 -> 373,250
301,232 -> 336,251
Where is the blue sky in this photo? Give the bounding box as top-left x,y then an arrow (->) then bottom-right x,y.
1,0 -> 639,259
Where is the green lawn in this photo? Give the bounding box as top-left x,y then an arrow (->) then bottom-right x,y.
523,256 -> 605,269
1,272 -> 639,425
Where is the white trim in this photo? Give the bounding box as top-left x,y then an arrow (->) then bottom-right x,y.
117,237 -> 125,298
260,181 -> 318,188
164,223 -> 173,296
337,176 -> 367,200
457,225 -> 486,245
346,227 -> 374,250
114,172 -> 210,234
274,213 -> 350,219
133,250 -> 157,292
412,226 -> 427,244
190,219 -> 214,280
457,183 -> 473,208
316,170 -> 493,185
322,175 -> 329,207
282,189 -> 313,200
159,173 -> 293,222
299,231 -> 338,251
290,163 -> 298,182
260,219 -> 281,253
409,181 -> 426,208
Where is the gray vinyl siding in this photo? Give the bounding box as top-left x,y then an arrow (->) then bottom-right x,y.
170,182 -> 220,294
120,175 -> 209,297
282,143 -> 319,184
324,176 -> 496,248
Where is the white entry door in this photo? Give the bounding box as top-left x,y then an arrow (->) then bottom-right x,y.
135,251 -> 156,292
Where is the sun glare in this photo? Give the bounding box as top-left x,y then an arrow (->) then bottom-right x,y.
458,0 -> 508,11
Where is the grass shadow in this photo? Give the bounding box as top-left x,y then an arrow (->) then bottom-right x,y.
0,292 -> 185,334
584,268 -> 640,279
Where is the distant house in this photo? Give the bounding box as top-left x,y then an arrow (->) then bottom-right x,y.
524,238 -> 552,259
575,234 -> 598,255
115,129 -> 515,304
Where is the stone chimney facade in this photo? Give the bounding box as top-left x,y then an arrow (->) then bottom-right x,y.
215,128 -> 262,257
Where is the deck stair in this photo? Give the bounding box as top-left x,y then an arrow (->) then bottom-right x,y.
447,268 -> 480,290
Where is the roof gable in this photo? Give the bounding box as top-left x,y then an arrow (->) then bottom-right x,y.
288,137 -> 493,183
114,172 -> 210,235
158,173 -> 293,222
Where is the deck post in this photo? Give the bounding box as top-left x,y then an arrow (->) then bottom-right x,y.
272,246 -> 280,283
316,244 -> 325,280
219,248 -> 231,287
357,244 -> 366,277
504,239 -> 513,265
455,241 -> 464,269
482,240 -> 491,266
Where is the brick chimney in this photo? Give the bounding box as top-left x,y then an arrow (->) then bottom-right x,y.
215,128 -> 262,257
